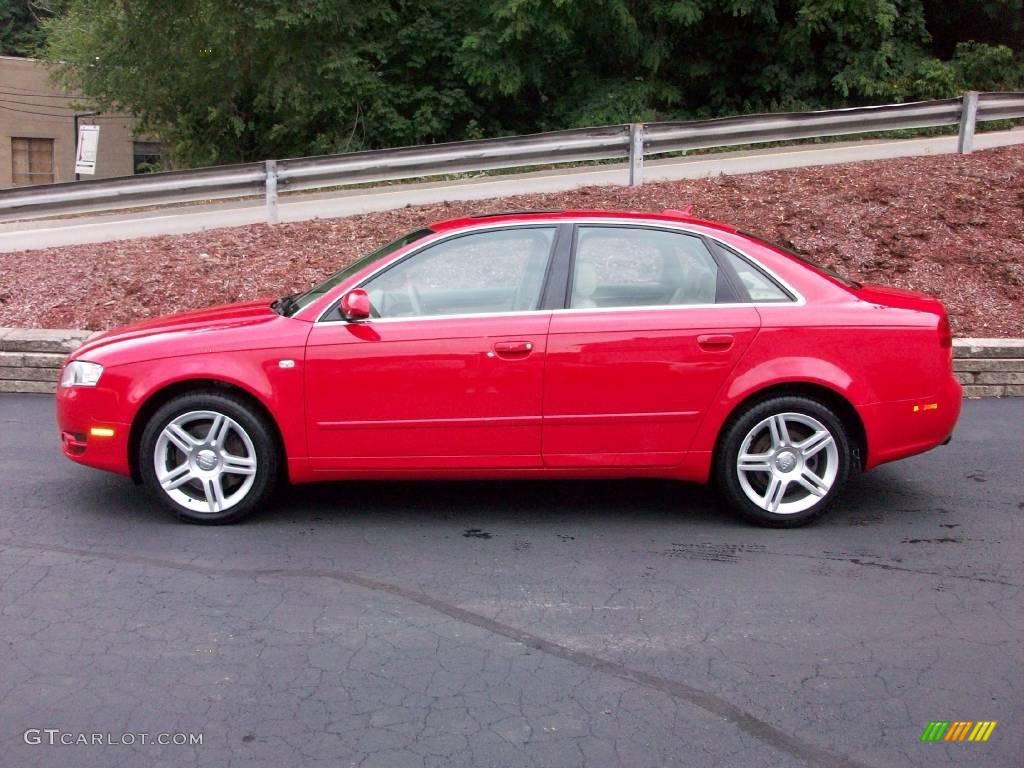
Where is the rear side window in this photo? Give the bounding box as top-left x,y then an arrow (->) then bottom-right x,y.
570,226 -> 724,308
719,249 -> 793,302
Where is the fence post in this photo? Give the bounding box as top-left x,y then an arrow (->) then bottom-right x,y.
265,159 -> 279,224
628,123 -> 644,186
957,91 -> 979,154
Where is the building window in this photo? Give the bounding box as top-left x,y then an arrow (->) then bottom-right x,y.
12,137 -> 55,185
133,141 -> 162,174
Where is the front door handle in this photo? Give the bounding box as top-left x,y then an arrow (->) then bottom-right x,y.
697,334 -> 734,351
492,340 -> 535,358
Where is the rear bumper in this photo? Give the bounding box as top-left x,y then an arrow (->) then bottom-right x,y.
55,385 -> 132,476
861,376 -> 962,470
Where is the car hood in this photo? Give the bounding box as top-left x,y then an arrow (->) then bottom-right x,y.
71,299 -> 298,365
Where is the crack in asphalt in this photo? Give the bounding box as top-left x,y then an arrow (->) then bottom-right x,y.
0,536 -> 880,768
761,550 -> 1019,587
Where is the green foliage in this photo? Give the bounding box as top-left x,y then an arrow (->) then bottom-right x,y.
1,1 -> 60,56
45,0 -> 482,165
40,0 -> 1024,167
951,41 -> 1024,91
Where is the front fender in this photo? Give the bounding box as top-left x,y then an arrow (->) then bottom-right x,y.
109,347 -> 308,470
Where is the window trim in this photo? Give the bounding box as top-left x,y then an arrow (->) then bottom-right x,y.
315,223 -> 563,323
709,240 -> 796,303
563,222 -> 800,312
313,219 -> 804,325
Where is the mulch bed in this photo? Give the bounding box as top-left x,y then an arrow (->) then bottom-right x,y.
1,145 -> 1021,335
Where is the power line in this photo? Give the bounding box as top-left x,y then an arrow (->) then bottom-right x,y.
0,103 -> 129,121
0,88 -> 91,101
0,102 -> 74,118
0,105 -> 75,124
0,96 -> 77,110
0,83 -> 67,95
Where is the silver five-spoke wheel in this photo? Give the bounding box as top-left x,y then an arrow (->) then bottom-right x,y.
153,410 -> 258,514
735,412 -> 838,515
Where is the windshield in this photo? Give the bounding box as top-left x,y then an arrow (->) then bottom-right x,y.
739,231 -> 861,289
277,228 -> 434,316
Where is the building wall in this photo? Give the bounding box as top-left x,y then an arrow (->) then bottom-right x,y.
0,55 -> 141,189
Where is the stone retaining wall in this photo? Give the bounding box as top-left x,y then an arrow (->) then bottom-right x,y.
1,328 -> 1022,397
0,328 -> 95,393
953,338 -> 1024,398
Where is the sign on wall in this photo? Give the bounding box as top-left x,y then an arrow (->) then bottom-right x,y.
75,125 -> 101,175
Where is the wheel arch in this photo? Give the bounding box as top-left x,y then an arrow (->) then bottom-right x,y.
711,381 -> 867,475
127,378 -> 287,484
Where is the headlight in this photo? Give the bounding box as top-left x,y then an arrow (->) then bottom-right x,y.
60,360 -> 104,388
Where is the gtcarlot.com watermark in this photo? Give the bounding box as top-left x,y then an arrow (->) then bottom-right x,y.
24,728 -> 202,747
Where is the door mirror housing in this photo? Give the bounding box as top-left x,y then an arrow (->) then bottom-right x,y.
340,288 -> 371,321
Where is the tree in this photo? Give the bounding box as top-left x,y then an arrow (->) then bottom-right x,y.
45,0 -> 482,166
1,0 -> 60,56
43,0 -> 1024,168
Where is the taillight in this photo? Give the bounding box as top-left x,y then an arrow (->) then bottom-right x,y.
938,313 -> 952,349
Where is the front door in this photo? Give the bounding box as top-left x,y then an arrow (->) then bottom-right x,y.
542,225 -> 761,467
305,226 -> 558,471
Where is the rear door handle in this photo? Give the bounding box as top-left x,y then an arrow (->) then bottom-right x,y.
492,341 -> 535,357
697,334 -> 734,351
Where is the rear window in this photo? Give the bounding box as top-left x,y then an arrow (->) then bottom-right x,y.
740,231 -> 861,289
718,249 -> 792,302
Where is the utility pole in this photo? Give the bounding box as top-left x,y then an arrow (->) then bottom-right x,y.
73,112 -> 99,181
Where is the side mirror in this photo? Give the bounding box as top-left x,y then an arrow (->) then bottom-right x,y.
340,288 -> 371,321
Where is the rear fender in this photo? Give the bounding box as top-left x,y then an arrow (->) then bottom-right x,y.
689,355 -> 868,455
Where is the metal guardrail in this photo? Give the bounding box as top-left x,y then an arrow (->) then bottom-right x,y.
643,98 -> 964,154
0,91 -> 1021,223
977,91 -> 1024,121
0,162 -> 266,218
277,125 -> 630,192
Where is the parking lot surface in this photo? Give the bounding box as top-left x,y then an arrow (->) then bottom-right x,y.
0,394 -> 1020,768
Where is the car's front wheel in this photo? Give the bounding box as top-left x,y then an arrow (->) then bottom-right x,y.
139,391 -> 279,524
715,396 -> 852,527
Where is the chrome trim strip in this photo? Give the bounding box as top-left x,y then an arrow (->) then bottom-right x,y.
544,410 -> 699,426
317,415 -> 543,429
340,309 -> 551,325
312,218 -> 805,325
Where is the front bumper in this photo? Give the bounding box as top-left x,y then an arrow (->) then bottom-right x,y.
55,385 -> 131,476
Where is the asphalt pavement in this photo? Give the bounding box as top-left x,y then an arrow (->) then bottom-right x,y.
0,394 -> 1020,768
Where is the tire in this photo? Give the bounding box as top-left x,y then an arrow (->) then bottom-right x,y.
714,395 -> 851,528
139,391 -> 279,524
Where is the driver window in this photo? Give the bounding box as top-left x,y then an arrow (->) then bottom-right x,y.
364,227 -> 556,318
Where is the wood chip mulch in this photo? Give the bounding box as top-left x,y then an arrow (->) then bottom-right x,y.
1,144 -> 1021,335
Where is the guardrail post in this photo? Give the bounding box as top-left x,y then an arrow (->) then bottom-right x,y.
265,159 -> 279,224
628,123 -> 644,186
957,91 -> 979,154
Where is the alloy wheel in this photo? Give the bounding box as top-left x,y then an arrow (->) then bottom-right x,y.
735,412 -> 839,515
153,410 -> 258,514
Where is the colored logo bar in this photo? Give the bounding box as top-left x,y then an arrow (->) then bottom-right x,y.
920,721 -> 997,742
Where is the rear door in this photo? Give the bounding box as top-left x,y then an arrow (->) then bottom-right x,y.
305,225 -> 560,471
542,224 -> 761,468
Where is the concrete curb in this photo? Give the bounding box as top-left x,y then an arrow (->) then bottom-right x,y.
1,328 -> 1022,397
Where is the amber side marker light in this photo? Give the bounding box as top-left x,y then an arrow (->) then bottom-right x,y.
912,403 -> 939,413
89,427 -> 116,438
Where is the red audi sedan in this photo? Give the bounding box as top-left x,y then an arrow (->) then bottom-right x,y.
56,209 -> 960,526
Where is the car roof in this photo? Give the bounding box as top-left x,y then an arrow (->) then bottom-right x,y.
429,209 -> 738,235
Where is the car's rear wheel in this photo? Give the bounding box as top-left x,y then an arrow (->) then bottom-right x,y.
139,391 -> 278,524
715,396 -> 851,527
